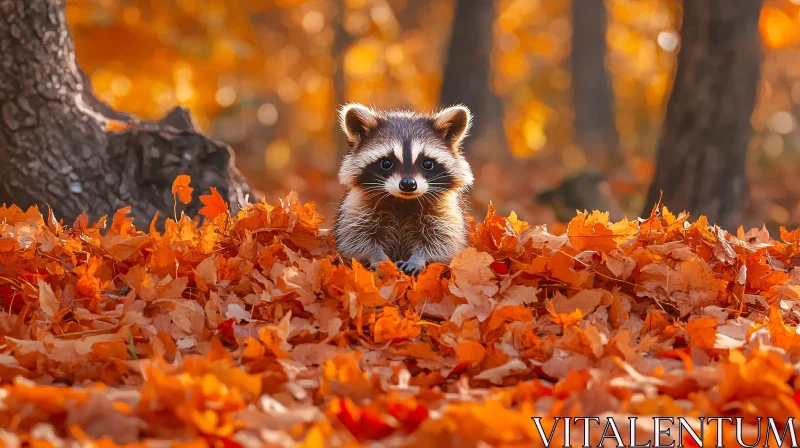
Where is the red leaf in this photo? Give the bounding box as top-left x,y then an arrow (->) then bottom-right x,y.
490,261 -> 509,275
446,362 -> 471,380
218,318 -> 235,342
0,285 -> 21,312
335,398 -> 395,442
387,400 -> 429,433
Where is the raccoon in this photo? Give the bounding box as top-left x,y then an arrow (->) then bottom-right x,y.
333,103 -> 475,275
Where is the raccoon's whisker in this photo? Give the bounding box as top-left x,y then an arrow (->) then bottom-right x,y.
428,190 -> 447,198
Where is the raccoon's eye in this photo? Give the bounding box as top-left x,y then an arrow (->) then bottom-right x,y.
422,159 -> 434,170
379,159 -> 393,170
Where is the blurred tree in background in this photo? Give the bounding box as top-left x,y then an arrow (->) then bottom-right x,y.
439,0 -> 506,159
571,0 -> 617,168
61,0 -> 800,232
645,0 -> 763,230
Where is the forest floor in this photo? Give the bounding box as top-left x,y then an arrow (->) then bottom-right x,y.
1,183 -> 800,447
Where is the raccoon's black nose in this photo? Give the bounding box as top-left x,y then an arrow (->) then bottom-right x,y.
399,178 -> 417,192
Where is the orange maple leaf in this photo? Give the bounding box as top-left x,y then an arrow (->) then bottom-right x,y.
373,307 -> 421,343
171,175 -> 194,205
198,187 -> 229,219
567,211 -> 637,254
684,317 -> 718,353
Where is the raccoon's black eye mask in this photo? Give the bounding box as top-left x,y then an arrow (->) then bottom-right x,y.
356,155 -> 401,185
354,153 -> 455,193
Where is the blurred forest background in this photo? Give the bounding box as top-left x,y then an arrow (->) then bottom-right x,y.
63,0 -> 800,232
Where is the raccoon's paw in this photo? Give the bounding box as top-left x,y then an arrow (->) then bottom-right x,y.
397,258 -> 425,276
368,255 -> 388,271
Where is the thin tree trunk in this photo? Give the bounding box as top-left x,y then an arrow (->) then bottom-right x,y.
439,0 -> 505,156
644,0 -> 762,229
571,0 -> 618,167
0,0 -> 251,226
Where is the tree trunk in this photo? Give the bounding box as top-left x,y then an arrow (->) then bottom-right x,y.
439,0 -> 505,156
644,0 -> 762,230
0,0 -> 252,226
571,0 -> 618,167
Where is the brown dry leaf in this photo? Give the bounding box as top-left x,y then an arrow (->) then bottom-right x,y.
550,289 -> 603,315
448,248 -> 498,305
606,249 -> 636,279
639,258 -> 726,316
195,254 -> 218,289
558,325 -> 603,359
37,278 -> 59,318
499,284 -> 540,306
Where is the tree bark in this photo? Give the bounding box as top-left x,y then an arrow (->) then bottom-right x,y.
439,0 -> 505,156
571,0 -> 618,167
644,0 -> 762,230
0,0 -> 252,226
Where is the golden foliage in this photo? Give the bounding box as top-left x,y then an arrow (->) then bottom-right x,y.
66,0 -> 800,232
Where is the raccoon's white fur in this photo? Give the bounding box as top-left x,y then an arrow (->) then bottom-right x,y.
332,103 -> 475,275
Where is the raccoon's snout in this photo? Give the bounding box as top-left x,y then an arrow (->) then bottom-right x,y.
399,178 -> 417,192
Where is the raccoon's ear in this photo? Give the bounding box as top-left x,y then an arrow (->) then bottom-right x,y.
433,105 -> 472,148
340,103 -> 378,147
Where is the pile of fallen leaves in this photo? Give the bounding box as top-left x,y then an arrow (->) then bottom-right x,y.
3,177 -> 800,447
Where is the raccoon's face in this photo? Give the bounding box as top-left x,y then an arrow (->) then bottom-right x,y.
337,103 -> 474,200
